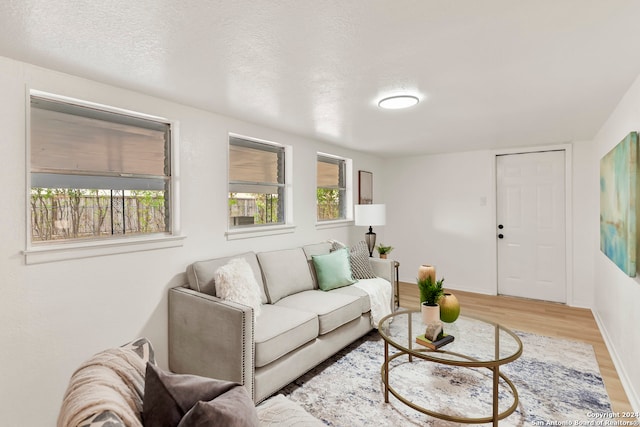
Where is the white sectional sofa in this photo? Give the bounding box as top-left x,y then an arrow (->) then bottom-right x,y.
168,241 -> 395,403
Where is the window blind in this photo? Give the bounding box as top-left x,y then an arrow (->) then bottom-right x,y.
229,137 -> 284,194
317,156 -> 343,188
30,96 -> 169,190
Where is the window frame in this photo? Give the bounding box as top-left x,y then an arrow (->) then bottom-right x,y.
226,133 -> 294,239
316,152 -> 353,227
24,89 -> 184,264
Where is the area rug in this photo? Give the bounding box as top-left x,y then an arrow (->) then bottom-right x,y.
279,327 -> 612,426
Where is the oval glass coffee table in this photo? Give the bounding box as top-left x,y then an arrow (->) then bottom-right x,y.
378,310 -> 523,426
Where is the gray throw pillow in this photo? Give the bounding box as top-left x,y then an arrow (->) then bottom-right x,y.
178,387 -> 259,427
142,363 -> 257,427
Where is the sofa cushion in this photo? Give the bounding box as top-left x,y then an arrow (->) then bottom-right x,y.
214,258 -> 262,320
312,248 -> 356,291
143,363 -> 258,427
186,252 -> 268,304
254,304 -> 319,368
302,242 -> 332,258
302,242 -> 332,289
276,290 -> 361,335
328,285 -> 371,314
257,248 -> 314,303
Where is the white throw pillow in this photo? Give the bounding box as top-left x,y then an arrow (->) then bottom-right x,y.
215,258 -> 262,319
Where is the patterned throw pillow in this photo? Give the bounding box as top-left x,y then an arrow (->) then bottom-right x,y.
349,241 -> 377,279
328,240 -> 377,280
122,337 -> 156,366
80,410 -> 126,427
328,239 -> 347,251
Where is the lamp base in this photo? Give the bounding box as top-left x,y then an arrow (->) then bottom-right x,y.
365,226 -> 376,257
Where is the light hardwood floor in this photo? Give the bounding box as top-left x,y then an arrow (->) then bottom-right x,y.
397,282 -> 633,413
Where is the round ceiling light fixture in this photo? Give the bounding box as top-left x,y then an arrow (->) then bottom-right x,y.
378,95 -> 419,110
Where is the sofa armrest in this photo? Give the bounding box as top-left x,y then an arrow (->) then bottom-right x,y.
369,258 -> 394,283
169,287 -> 255,400
369,258 -> 397,310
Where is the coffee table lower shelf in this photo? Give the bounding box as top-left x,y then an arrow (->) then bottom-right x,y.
381,347 -> 520,425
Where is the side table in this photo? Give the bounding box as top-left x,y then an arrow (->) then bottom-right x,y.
393,260 -> 400,308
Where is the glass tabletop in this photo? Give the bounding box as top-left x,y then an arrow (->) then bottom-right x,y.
378,310 -> 523,367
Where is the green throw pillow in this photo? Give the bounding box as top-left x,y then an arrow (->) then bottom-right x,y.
312,248 -> 356,291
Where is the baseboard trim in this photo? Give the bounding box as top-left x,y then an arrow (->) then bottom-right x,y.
592,309 -> 640,413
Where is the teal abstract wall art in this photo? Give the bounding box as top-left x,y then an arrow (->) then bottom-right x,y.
600,132 -> 638,277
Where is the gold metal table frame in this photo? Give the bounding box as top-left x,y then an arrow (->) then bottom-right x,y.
378,310 -> 523,426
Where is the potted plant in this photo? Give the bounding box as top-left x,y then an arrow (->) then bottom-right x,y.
376,244 -> 394,259
417,276 -> 444,324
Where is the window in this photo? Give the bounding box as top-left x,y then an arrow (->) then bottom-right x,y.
317,154 -> 348,221
29,93 -> 172,245
228,136 -> 286,228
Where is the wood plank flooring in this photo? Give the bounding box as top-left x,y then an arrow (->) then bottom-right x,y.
397,282 -> 633,413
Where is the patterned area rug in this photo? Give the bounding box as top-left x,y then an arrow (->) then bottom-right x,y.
279,327 -> 612,426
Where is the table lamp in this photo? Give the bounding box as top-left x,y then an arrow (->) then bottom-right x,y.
354,204 -> 386,257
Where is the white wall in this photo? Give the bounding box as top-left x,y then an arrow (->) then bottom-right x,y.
571,140 -> 599,308
383,150 -> 497,294
0,56 -> 384,426
383,144 -> 596,306
592,73 -> 640,411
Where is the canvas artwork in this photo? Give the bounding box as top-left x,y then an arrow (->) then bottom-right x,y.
358,170 -> 373,204
600,131 -> 638,277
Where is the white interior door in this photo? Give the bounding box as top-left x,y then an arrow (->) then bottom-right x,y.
496,151 -> 566,303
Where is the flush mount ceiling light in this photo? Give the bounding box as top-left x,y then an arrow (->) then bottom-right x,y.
378,95 -> 419,110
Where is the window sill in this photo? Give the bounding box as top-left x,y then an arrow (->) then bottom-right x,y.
226,224 -> 296,240
315,219 -> 354,230
23,234 -> 186,265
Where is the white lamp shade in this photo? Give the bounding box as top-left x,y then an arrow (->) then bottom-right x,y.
354,204 -> 386,226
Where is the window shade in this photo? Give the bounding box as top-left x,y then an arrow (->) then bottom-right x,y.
31,173 -> 166,191
317,156 -> 345,189
317,157 -> 341,188
31,97 -> 169,177
229,137 -> 283,184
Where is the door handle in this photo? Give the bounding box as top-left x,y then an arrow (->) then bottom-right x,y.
498,234 -> 504,239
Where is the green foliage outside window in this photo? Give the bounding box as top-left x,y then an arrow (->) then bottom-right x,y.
228,193 -> 280,225
317,188 -> 342,220
30,188 -> 166,242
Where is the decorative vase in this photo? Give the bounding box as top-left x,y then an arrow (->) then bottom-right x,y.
418,264 -> 436,282
421,302 -> 440,324
380,254 -> 387,259
439,293 -> 460,323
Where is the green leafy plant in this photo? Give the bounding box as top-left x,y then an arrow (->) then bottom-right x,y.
376,243 -> 394,255
417,276 -> 445,305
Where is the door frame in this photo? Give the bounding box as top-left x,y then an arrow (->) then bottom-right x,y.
491,144 -> 574,305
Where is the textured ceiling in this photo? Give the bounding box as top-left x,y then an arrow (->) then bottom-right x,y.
2,1 -> 640,156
